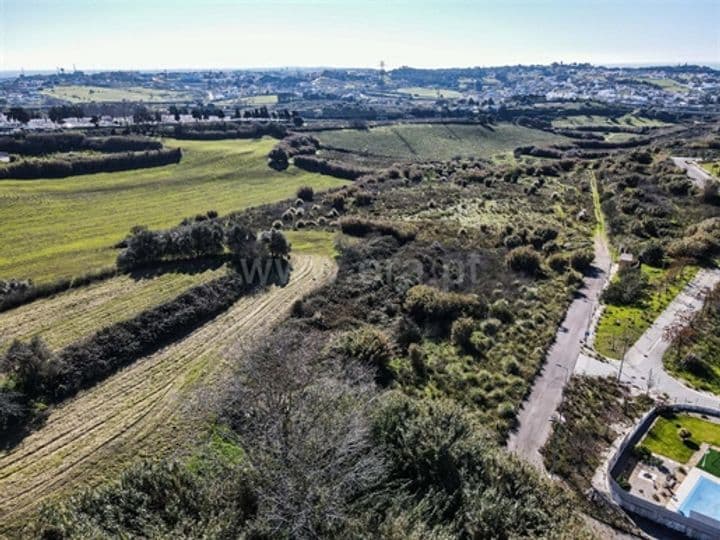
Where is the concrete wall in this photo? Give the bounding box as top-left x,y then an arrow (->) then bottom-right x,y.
607,404 -> 720,540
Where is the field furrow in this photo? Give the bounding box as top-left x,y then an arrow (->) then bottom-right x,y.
0,254 -> 336,526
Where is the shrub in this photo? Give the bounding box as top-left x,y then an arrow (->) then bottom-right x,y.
297,185 -> 314,202
354,191 -> 374,207
569,249 -> 594,274
639,242 -> 665,267
342,327 -> 393,370
489,299 -> 514,324
602,267 -> 647,306
404,285 -> 487,324
505,246 -> 541,275
408,344 -> 427,377
678,428 -> 692,440
451,317 -> 477,351
497,401 -> 516,420
340,217 -> 416,244
547,254 -> 569,273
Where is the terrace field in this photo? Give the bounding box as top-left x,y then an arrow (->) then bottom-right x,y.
40,85 -> 193,103
0,137 -> 346,283
551,113 -> 670,129
312,122 -> 570,161
396,86 -> 463,99
0,265 -> 227,352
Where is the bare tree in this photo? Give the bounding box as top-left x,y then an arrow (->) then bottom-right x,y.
224,327 -> 385,538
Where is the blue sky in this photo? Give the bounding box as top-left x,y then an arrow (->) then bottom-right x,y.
1,0 -> 718,70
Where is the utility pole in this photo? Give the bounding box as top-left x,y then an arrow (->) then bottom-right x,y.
617,332 -> 630,383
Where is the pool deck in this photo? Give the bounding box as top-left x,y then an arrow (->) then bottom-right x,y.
666,467 -> 720,516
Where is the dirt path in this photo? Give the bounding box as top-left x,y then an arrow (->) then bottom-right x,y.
0,255 -> 336,527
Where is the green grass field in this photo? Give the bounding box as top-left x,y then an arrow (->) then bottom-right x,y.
0,266 -> 226,352
312,122 -> 570,161
641,414 -> 720,463
551,114 -> 670,129
41,85 -> 193,103
396,87 -> 463,99
596,265 -> 697,359
701,161 -> 720,178
0,138 -> 346,284
284,230 -> 339,258
698,448 -> 720,477
637,77 -> 690,94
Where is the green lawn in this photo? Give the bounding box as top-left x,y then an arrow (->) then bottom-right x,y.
284,230 -> 339,258
698,448 -> 720,478
596,265 -> 698,359
312,122 -> 570,161
396,87 -> 463,99
637,77 -> 690,94
41,85 -> 193,103
641,414 -> 720,463
0,137 -> 346,284
701,161 -> 720,178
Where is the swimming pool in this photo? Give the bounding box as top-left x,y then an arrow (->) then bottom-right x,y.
678,475 -> 720,522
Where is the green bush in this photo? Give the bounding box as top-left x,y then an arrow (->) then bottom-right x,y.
489,299 -> 514,324
570,249 -> 594,274
342,327 -> 393,369
602,267 -> 647,306
451,317 -> 477,351
404,285 -> 486,324
547,254 -> 569,273
505,246 -> 541,275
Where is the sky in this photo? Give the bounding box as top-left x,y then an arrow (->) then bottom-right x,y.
1,0 -> 719,71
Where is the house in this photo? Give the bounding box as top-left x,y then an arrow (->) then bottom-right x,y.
0,151 -> 10,163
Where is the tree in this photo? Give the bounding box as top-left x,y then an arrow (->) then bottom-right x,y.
224,329 -> 383,538
267,230 -> 290,259
225,224 -> 257,258
1,337 -> 53,396
7,107 -> 31,124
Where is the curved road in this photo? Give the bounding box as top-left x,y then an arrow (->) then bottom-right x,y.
0,255 -> 336,528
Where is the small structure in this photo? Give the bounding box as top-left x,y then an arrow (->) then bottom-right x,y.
0,151 -> 10,163
619,252 -> 635,269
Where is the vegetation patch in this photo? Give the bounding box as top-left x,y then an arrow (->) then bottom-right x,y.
595,264 -> 697,359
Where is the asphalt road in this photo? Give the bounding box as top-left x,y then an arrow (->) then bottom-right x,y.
671,156 -> 714,188
507,234 -> 611,468
576,268 -> 720,409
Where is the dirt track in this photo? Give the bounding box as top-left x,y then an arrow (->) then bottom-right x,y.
0,255 -> 336,527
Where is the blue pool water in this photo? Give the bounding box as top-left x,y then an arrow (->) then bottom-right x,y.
678,476 -> 720,522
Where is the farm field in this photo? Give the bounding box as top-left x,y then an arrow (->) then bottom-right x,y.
0,137 -> 346,284
551,114 -> 671,129
396,86 -> 463,99
637,77 -> 690,93
0,266 -> 226,352
0,254 -> 337,530
312,122 -> 570,160
641,414 -> 720,463
40,85 -> 193,103
595,264 -> 698,359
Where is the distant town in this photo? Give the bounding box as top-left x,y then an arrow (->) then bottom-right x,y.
1,63 -> 718,131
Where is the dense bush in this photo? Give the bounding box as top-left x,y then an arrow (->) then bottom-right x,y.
372,392 -> 582,537
0,133 -> 161,155
0,148 -> 181,180
161,122 -> 286,140
505,246 -> 541,275
342,327 -> 393,370
296,185 -> 314,201
404,285 -> 486,324
293,155 -> 372,180
569,249 -> 595,274
602,267 -> 648,306
340,217 -> 416,244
